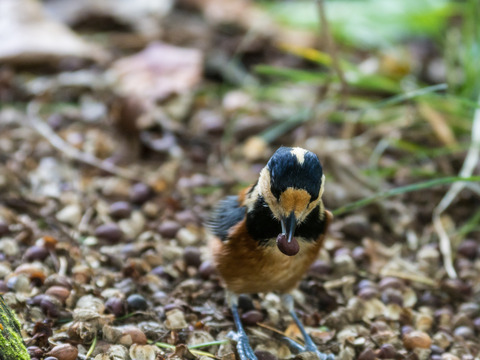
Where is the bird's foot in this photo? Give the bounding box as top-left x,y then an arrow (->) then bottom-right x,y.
283,336 -> 334,360
228,330 -> 257,360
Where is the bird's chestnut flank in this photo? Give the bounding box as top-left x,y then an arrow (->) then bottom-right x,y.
208,146 -> 334,360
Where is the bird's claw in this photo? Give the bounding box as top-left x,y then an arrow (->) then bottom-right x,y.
228,331 -> 257,360
283,336 -> 334,360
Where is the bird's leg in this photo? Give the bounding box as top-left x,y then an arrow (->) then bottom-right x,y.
282,294 -> 335,360
227,292 -> 257,360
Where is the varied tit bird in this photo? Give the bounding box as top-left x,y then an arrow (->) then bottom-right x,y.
209,147 -> 334,360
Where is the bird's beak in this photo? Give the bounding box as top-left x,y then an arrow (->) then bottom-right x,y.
281,212 -> 297,243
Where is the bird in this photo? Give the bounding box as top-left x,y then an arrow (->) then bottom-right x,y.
208,146 -> 334,360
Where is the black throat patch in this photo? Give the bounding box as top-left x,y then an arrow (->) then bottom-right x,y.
246,196 -> 326,245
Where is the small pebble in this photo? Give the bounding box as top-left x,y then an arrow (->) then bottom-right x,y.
157,220 -> 181,238
127,294 -> 148,311
95,223 -> 123,242
183,246 -> 202,268
44,357 -> 58,360
403,330 -> 431,350
241,310 -> 264,326
130,183 -> 152,204
109,201 -> 132,219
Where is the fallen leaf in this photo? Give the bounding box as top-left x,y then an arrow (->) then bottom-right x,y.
0,0 -> 107,65
110,42 -> 203,107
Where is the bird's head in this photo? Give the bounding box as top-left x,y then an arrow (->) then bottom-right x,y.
254,147 -> 325,247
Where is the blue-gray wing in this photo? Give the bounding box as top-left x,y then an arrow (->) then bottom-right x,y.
208,196 -> 246,241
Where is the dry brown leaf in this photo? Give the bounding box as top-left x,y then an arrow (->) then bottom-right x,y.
0,0 -> 107,65
110,42 -> 203,107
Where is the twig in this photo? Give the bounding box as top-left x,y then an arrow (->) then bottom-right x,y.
379,269 -> 436,287
26,102 -> 141,182
256,322 -> 303,345
433,93 -> 480,278
315,0 -> 348,100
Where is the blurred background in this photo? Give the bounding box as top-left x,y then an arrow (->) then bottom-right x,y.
1,0 -> 480,358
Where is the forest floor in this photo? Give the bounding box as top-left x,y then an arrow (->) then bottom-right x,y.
0,1 -> 479,359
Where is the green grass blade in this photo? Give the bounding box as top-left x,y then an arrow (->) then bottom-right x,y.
332,176 -> 480,216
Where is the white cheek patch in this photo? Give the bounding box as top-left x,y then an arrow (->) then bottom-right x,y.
319,174 -> 325,199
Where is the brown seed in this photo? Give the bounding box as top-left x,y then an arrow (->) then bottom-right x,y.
130,183 -> 152,204
95,223 -> 123,242
357,348 -> 376,360
453,326 -> 475,340
0,220 -> 9,236
381,288 -> 403,306
379,277 -> 405,291
403,330 -> 431,350
241,310 -> 264,326
157,220 -> 181,238
309,259 -> 332,275
457,239 -> 478,259
105,297 -> 127,317
184,246 -> 202,268
175,210 -> 198,225
45,286 -> 70,304
119,325 -> 147,345
198,260 -> 216,279
24,246 -> 49,262
40,295 -> 62,318
377,344 -> 396,359
109,201 -> 132,219
358,287 -> 379,300
352,246 -> 369,263
254,350 -> 277,360
46,344 -> 78,360
276,233 -> 299,256
27,346 -> 44,358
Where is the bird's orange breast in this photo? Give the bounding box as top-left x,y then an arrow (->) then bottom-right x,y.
211,218 -> 328,294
